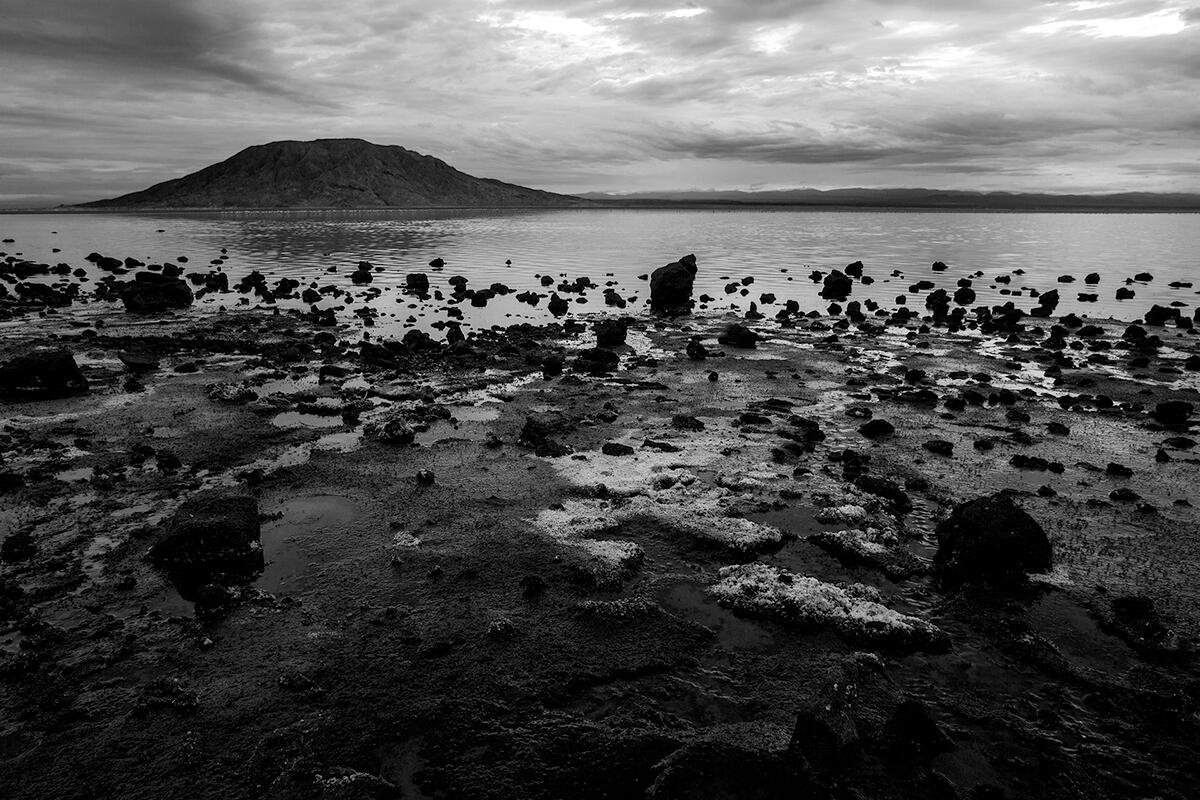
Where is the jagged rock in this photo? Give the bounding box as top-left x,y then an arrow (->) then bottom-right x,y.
820,270 -> 853,299
649,254 -> 698,314
934,493 -> 1051,587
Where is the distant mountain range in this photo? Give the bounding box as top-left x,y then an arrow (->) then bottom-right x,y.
80,139 -> 585,209
581,187 -> 1200,211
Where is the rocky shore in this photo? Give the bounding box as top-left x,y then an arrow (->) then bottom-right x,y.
2,246 -> 1199,799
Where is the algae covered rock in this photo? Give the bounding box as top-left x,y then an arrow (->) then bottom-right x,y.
708,564 -> 947,650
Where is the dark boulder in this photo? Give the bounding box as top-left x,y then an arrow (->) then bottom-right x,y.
547,293 -> 570,316
820,270 -> 853,300
685,338 -> 708,360
148,491 -> 262,594
574,347 -> 619,375
717,324 -> 760,348
120,271 -> 194,313
405,273 -> 430,293
934,493 -> 1051,587
1143,304 -> 1178,326
0,349 -> 88,398
858,419 -> 895,439
594,318 -> 628,348
649,254 -> 698,314
1153,400 -> 1193,426
922,439 -> 953,456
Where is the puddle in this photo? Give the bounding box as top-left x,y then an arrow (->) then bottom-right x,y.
257,495 -> 361,592
659,582 -> 777,651
55,466 -> 95,483
271,411 -> 346,429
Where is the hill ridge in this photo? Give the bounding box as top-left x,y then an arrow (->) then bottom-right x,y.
81,138 -> 585,209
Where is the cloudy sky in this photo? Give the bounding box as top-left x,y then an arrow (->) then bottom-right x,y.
2,0 -> 1198,205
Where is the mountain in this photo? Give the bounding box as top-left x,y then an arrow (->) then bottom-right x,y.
581,187 -> 1200,211
80,139 -> 586,209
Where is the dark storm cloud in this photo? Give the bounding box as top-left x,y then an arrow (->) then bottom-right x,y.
0,0 -> 306,99
2,0 -> 1199,203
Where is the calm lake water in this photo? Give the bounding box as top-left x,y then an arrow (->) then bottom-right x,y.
2,208 -> 1198,335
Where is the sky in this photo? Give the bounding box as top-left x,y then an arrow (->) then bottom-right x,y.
1,0 -> 1199,205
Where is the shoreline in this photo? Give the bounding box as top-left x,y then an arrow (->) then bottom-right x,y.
2,282 -> 1199,797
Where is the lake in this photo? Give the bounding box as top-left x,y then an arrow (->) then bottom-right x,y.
2,208 -> 1197,337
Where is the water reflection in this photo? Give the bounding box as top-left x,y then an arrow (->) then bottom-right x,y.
2,209 -> 1198,338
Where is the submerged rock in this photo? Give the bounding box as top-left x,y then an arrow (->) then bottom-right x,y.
0,349 -> 88,399
933,493 -> 1051,587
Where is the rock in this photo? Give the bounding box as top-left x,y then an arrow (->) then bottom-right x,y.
671,414 -> 705,431
405,273 -> 429,292
709,564 -> 948,649
1084,272 -> 1101,284
649,254 -> 697,314
934,493 -> 1051,587
601,442 -> 635,457
117,351 -> 160,372
369,419 -> 416,445
809,528 -> 923,580
858,419 -> 895,439
541,354 -> 564,379
0,349 -> 88,398
120,271 -> 193,312
717,324 -> 759,348
1153,400 -> 1193,425
922,439 -> 953,456
820,270 -> 853,299
147,491 -> 262,593
685,338 -> 707,360
574,347 -> 619,375
0,529 -> 36,563
853,475 -> 912,514
415,469 -> 435,485
594,318 -> 628,348
547,293 -> 570,316
884,699 -> 954,760
519,413 -> 574,449
1143,304 -> 1177,326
